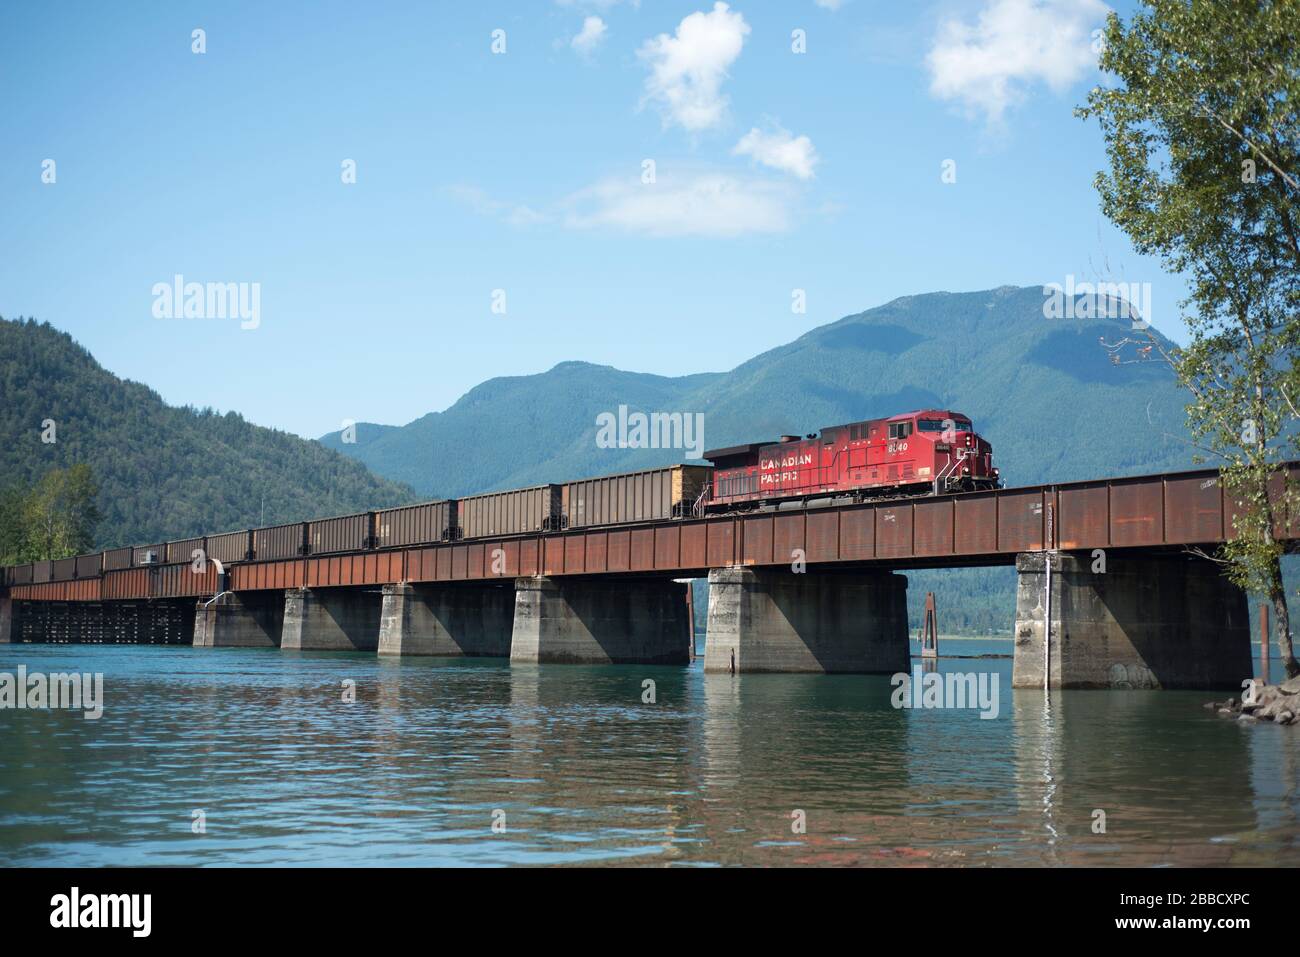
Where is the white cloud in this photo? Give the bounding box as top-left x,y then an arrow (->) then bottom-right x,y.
444,185 -> 547,227
451,163 -> 811,240
733,127 -> 819,180
814,0 -> 845,9
572,16 -> 608,54
926,0 -> 1109,124
562,170 -> 795,238
638,2 -> 750,132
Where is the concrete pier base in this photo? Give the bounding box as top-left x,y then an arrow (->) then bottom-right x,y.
703,566 -> 910,674
378,582 -> 514,657
0,595 -> 11,643
281,587 -> 382,651
1012,552 -> 1251,689
193,592 -> 284,648
510,576 -> 690,665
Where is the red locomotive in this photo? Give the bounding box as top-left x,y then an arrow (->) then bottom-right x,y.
703,409 -> 999,510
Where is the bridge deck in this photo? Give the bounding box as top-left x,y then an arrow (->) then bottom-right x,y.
6,464 -> 1298,603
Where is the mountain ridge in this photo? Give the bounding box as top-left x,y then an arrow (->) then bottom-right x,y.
320,285 -> 1190,496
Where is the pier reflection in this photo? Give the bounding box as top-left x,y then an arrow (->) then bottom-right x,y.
1011,687 -> 1266,866
1,644 -> 1298,866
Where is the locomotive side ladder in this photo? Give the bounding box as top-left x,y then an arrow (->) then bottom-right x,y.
933,451 -> 963,495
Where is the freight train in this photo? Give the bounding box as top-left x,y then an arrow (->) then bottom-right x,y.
1,409 -> 998,585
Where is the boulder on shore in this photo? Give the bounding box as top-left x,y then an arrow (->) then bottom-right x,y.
1209,681 -> 1300,725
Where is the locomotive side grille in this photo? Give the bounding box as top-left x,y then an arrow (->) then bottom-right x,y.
718,474 -> 759,497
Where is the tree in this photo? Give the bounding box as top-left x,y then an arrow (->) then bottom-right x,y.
1078,0 -> 1300,676
22,464 -> 102,561
0,484 -> 26,565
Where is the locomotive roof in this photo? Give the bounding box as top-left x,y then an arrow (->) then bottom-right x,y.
820,409 -> 970,432
702,441 -> 768,460
706,410 -> 977,461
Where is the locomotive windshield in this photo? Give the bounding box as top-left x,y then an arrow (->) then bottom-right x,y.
918,418 -> 971,432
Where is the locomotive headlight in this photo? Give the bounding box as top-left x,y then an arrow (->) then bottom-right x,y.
965,435 -> 973,447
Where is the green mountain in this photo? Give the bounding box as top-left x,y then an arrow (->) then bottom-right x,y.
322,286 -> 1191,493
322,363 -> 725,495
0,317 -> 416,549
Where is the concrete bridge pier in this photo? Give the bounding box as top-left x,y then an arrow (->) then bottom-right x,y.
378,582 -> 514,657
193,592 -> 285,648
1012,551 -> 1251,690
281,587 -> 383,652
703,566 -> 910,674
510,576 -> 690,665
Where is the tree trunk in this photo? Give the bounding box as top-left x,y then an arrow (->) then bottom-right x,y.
1267,556 -> 1299,678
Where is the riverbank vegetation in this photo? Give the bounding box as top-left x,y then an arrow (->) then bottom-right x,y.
0,464 -> 101,563
1080,0 -> 1300,676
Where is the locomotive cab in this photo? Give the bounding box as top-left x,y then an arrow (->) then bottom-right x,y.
908,411 -> 999,492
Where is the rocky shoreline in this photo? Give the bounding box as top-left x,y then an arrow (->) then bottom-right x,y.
1206,676 -> 1300,725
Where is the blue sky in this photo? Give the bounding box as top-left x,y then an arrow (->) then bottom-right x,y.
0,0 -> 1176,439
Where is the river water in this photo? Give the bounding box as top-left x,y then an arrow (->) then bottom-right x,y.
0,641 -> 1296,866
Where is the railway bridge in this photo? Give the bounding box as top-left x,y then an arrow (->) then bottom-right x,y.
3,464 -> 1294,690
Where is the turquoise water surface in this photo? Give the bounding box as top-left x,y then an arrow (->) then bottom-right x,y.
0,641 -> 1296,866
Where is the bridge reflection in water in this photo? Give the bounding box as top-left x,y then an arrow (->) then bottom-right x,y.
0,644 -> 1294,867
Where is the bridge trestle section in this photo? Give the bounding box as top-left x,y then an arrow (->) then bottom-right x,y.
1012,551 -> 1251,690
378,582 -> 514,657
703,566 -> 910,674
510,576 -> 691,665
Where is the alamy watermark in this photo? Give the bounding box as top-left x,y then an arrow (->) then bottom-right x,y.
50,887 -> 150,937
152,274 -> 260,330
890,666 -> 999,720
595,405 -> 704,459
1042,274 -> 1150,330
0,666 -> 103,720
